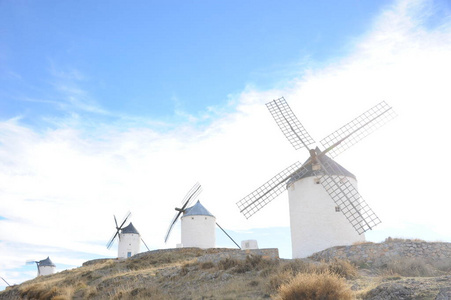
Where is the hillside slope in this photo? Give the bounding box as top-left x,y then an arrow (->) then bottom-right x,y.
1,242 -> 450,299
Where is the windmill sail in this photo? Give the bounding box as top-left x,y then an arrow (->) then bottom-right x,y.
315,158 -> 381,234
266,97 -> 315,150
320,101 -> 397,158
164,182 -> 202,243
237,161 -> 308,219
106,211 -> 131,249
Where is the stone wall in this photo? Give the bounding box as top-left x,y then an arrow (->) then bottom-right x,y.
195,248 -> 279,264
309,241 -> 451,266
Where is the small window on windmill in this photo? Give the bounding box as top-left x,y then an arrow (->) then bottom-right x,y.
191,217 -> 194,220
205,217 -> 207,220
312,163 -> 321,171
314,177 -> 321,184
335,206 -> 341,212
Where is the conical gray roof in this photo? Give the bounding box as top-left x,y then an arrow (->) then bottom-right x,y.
183,200 -> 215,217
38,257 -> 55,267
289,148 -> 356,183
121,222 -> 140,234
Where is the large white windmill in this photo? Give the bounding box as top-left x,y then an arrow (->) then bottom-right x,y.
106,212 -> 150,258
237,97 -> 396,258
165,183 -> 240,249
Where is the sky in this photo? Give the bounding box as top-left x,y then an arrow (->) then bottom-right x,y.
1,0 -> 451,289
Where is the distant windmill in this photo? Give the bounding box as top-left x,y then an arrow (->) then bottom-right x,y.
106,212 -> 150,258
237,97 -> 396,258
26,257 -> 56,276
165,182 -> 240,249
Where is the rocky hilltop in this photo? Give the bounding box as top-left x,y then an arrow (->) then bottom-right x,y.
1,240 -> 450,299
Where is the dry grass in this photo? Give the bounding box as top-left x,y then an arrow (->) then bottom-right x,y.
2,246 -> 450,300
384,237 -> 426,243
381,257 -> 441,277
19,284 -> 75,300
275,271 -> 354,300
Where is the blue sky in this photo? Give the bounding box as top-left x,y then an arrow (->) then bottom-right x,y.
1,1 -> 392,127
1,0 -> 451,290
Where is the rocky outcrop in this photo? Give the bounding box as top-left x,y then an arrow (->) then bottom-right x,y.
310,240 -> 451,266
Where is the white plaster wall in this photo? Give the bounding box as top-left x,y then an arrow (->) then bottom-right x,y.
181,215 -> 216,248
38,266 -> 55,276
288,176 -> 365,259
118,233 -> 141,258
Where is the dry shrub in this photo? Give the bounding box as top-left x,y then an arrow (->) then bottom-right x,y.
281,259 -> 320,274
179,262 -> 193,276
384,237 -> 425,243
328,259 -> 358,279
201,261 -> 214,269
267,270 -> 294,292
218,257 -> 238,270
121,286 -> 174,300
217,255 -> 278,274
352,241 -> 374,245
275,271 -> 354,300
266,259 -> 357,294
431,259 -> 451,273
234,255 -> 265,273
384,257 -> 437,277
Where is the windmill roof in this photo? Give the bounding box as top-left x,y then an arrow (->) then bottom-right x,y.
38,257 -> 55,267
289,148 -> 356,183
121,222 -> 140,234
183,200 -> 215,217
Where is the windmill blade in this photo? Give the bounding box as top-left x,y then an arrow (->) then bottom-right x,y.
315,159 -> 381,234
107,212 -> 130,249
106,230 -> 120,249
320,101 -> 397,158
164,182 -> 202,243
180,182 -> 202,209
237,161 -> 309,219
164,210 -> 183,243
118,211 -> 131,230
266,97 -> 315,151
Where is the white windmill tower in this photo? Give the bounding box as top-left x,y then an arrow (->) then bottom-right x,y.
165,183 -> 241,249
181,200 -> 216,248
27,257 -> 56,276
106,212 -> 150,258
237,97 -> 396,258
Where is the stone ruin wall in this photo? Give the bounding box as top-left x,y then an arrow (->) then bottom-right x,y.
309,240 -> 451,266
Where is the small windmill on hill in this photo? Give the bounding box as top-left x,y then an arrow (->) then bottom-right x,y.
26,257 -> 56,276
165,182 -> 240,249
236,97 -> 396,258
106,212 -> 150,258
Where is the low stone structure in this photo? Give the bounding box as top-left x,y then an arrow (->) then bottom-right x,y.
195,248 -> 279,264
309,240 -> 451,266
